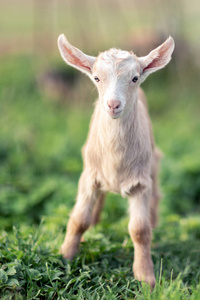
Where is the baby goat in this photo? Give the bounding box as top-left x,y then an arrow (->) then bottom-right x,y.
57,34 -> 174,288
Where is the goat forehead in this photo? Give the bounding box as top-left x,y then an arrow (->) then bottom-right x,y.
100,48 -> 131,60
93,49 -> 140,75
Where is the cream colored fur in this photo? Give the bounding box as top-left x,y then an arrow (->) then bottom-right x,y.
57,35 -> 174,288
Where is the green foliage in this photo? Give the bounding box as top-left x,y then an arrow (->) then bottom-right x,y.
0,51 -> 200,298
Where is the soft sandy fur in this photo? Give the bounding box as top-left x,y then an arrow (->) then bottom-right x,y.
58,35 -> 174,288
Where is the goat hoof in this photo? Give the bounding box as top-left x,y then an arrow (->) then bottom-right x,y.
133,263 -> 155,289
60,243 -> 78,260
80,236 -> 85,242
135,273 -> 156,290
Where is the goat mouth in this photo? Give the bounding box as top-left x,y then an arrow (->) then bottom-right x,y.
107,110 -> 122,119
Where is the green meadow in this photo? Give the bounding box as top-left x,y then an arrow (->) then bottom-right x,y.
0,0 -> 200,299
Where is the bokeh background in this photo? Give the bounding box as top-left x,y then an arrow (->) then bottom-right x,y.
0,0 -> 200,297
1,0 -> 200,228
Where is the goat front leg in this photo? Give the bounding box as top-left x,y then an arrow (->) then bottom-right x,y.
61,170 -> 99,260
128,189 -> 155,288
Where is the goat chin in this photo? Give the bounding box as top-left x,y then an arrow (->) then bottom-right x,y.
106,111 -> 123,119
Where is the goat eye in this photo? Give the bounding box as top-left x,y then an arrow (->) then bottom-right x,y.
132,76 -> 138,83
94,76 -> 100,82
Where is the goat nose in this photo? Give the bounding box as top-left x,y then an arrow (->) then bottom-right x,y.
107,100 -> 121,110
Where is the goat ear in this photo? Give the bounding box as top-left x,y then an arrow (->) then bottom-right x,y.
57,34 -> 96,76
139,36 -> 175,83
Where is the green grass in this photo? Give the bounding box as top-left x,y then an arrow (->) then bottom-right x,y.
0,49 -> 200,299
1,218 -> 200,299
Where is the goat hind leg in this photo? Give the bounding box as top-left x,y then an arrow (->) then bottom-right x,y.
150,147 -> 161,228
91,192 -> 105,225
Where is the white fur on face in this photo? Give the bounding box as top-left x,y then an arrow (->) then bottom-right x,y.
92,49 -> 141,118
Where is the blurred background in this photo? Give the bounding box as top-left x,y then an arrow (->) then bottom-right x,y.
0,0 -> 200,231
